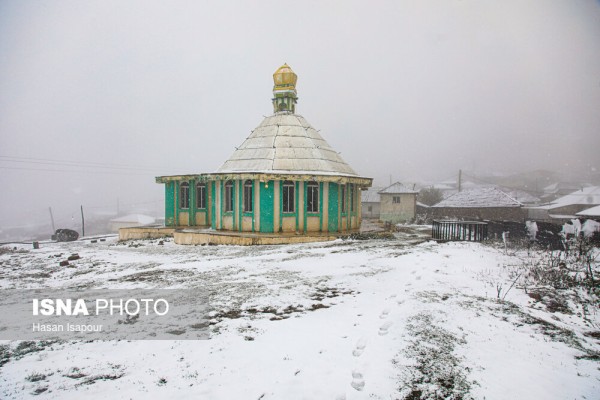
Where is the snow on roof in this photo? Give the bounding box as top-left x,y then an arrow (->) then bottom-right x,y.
546,186 -> 600,209
216,113 -> 358,177
432,187 -> 522,208
576,204 -> 600,217
110,214 -> 156,224
361,187 -> 383,203
378,182 -> 418,194
543,182 -> 584,194
505,189 -> 540,204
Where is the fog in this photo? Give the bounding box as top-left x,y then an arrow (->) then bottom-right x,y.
1,1 -> 599,236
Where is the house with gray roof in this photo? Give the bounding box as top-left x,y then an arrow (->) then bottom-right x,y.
361,187 -> 383,219
529,186 -> 600,221
431,187 -> 525,222
378,182 -> 418,223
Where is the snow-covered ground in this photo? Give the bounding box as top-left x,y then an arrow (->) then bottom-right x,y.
0,231 -> 599,399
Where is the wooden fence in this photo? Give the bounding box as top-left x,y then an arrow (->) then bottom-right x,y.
432,220 -> 488,242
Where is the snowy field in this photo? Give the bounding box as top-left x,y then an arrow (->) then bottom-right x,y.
0,230 -> 599,399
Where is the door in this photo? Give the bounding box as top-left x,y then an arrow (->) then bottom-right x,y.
165,182 -> 175,226
328,183 -> 339,232
259,181 -> 274,233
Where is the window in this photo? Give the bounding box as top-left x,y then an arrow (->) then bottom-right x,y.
393,196 -> 401,204
350,184 -> 355,212
340,185 -> 346,213
224,181 -> 234,212
368,206 -> 373,212
306,181 -> 319,213
243,180 -> 253,212
196,183 -> 206,209
179,182 -> 190,209
282,181 -> 295,213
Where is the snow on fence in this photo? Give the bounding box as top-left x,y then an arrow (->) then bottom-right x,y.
432,220 -> 488,242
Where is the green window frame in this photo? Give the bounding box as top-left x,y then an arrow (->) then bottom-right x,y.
179,182 -> 190,209
282,180 -> 295,213
224,181 -> 234,213
196,183 -> 206,209
306,181 -> 319,213
243,180 -> 253,213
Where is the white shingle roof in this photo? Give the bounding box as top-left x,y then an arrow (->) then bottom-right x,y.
432,187 -> 522,208
216,113 -> 358,176
576,204 -> 600,217
547,186 -> 600,208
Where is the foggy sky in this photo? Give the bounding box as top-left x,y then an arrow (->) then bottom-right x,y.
1,1 -> 600,230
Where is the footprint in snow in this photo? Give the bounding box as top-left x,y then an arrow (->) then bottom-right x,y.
379,309 -> 390,319
352,337 -> 367,357
351,370 -> 365,391
379,321 -> 393,336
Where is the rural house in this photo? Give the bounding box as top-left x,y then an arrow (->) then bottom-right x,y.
378,182 -> 418,223
431,187 -> 525,222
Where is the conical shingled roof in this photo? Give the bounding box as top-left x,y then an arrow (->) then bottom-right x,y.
216,113 -> 358,177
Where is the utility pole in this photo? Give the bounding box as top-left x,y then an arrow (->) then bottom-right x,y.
80,205 -> 85,238
458,169 -> 462,192
48,207 -> 56,233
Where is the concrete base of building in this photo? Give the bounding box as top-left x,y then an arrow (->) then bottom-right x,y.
118,226 -> 177,241
119,226 -> 349,245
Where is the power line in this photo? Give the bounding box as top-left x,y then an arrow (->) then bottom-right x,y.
0,155 -> 170,171
0,165 -> 155,176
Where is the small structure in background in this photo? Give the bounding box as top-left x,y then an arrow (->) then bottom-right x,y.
109,214 -> 156,232
541,182 -> 587,203
378,182 -> 418,224
432,220 -> 488,242
431,187 -> 524,222
528,186 -> 600,222
576,204 -> 600,222
360,187 -> 383,219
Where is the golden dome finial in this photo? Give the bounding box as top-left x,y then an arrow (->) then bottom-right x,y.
272,63 -> 298,114
273,63 -> 297,90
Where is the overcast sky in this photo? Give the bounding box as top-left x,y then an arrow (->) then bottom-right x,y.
1,1 -> 599,230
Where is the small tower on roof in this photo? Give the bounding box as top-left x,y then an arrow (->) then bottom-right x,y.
272,63 -> 298,113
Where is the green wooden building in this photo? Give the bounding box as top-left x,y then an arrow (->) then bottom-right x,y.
155,64 -> 372,238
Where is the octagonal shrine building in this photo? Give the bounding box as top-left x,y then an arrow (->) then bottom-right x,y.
147,64 -> 372,245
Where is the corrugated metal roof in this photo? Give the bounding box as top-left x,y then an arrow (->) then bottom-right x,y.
432,187 -> 522,208
216,113 -> 358,176
378,182 -> 418,194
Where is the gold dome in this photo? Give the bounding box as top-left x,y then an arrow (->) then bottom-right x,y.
273,63 -> 297,90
